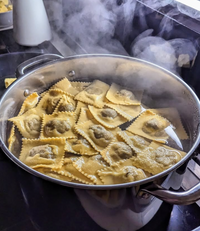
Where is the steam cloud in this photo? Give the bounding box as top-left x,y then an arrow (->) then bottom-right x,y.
131,33 -> 197,73
62,0 -> 138,55
44,0 -> 199,73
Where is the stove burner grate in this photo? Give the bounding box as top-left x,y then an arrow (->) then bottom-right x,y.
182,154 -> 200,206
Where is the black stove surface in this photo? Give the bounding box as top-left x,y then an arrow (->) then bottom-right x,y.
0,29 -> 200,231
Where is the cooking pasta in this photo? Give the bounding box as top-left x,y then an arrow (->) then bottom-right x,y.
7,77 -> 187,185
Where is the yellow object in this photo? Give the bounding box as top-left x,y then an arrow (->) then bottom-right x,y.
0,5 -> 7,12
7,78 -> 188,185
1,0 -> 9,4
7,4 -> 12,10
0,0 -> 12,13
4,78 -> 17,88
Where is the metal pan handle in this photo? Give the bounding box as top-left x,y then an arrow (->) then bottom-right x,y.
16,54 -> 64,77
139,181 -> 200,205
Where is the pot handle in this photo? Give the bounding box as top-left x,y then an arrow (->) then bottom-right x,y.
16,54 -> 64,77
138,181 -> 200,205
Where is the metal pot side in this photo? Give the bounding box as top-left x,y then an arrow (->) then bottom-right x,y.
0,54 -> 200,194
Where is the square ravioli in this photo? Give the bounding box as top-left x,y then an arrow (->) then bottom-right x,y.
70,81 -> 92,92
74,101 -> 88,122
74,119 -> 120,152
34,167 -> 74,182
117,131 -> 151,154
18,92 -> 40,115
41,112 -> 77,138
19,138 -> 66,169
75,80 -> 110,108
127,110 -> 170,143
56,157 -> 93,184
88,105 -> 128,128
50,78 -> 79,97
36,89 -> 64,114
65,153 -> 80,163
54,94 -> 77,113
105,101 -> 142,121
150,108 -> 188,140
98,159 -> 147,185
66,136 -> 98,155
9,108 -> 42,139
130,142 -> 186,175
100,141 -> 135,166
8,92 -> 40,151
74,155 -> 109,184
106,83 -> 143,105
7,78 -> 188,186
76,108 -> 94,125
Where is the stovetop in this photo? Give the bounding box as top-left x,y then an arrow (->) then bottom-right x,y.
1,2 -> 200,229
0,29 -> 200,231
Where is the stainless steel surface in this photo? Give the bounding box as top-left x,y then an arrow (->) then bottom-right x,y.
182,154 -> 200,206
23,89 -> 30,97
0,54 -> 200,203
187,157 -> 200,179
68,70 -> 76,78
16,53 -> 63,76
0,25 -> 13,31
140,181 -> 200,205
0,10 -> 13,28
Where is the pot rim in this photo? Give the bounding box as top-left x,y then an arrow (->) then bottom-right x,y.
1,53 -> 200,190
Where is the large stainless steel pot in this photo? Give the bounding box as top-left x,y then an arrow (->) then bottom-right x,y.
0,54 -> 200,205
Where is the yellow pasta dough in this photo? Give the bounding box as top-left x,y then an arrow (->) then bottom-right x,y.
117,130 -> 151,154
34,167 -> 74,182
74,101 -> 88,122
130,142 -> 186,175
4,78 -> 17,88
75,80 -> 110,108
9,108 -> 42,139
54,94 -> 77,113
76,108 -> 94,125
18,92 -> 40,115
19,138 -> 66,169
7,78 -> 188,186
150,108 -> 188,140
51,78 -> 79,97
88,105 -> 128,128
98,159 -> 147,185
8,92 -> 39,151
65,136 -> 98,155
41,112 -> 77,139
74,154 -> 109,184
106,83 -> 143,105
55,157 -> 93,184
8,125 -> 22,155
70,81 -> 92,92
105,101 -> 142,121
127,110 -> 170,143
36,89 -> 63,115
101,141 -> 135,166
74,119 -> 120,151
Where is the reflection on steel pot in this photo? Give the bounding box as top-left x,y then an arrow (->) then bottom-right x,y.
0,54 -> 200,206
